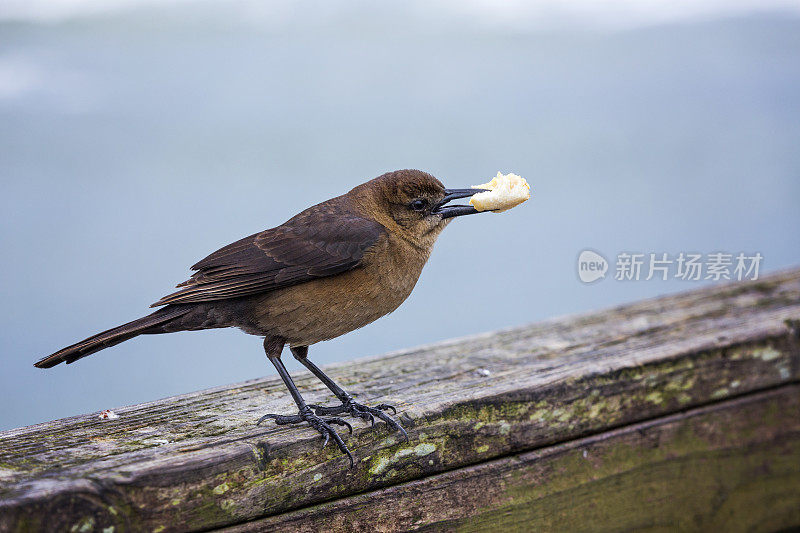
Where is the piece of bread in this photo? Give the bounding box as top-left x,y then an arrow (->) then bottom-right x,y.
469,172 -> 530,212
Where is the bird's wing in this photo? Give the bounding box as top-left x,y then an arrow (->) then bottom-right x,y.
151,213 -> 386,307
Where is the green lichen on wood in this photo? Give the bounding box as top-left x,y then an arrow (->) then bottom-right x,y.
368,442 -> 437,476
452,402 -> 800,532
219,336 -> 797,529
252,387 -> 800,532
1,271 -> 798,532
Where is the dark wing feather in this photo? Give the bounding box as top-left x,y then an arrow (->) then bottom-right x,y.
151,211 -> 385,307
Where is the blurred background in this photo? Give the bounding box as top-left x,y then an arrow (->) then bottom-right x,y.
2,0 -> 799,431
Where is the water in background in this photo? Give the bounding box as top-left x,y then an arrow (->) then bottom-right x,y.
2,2 -> 799,431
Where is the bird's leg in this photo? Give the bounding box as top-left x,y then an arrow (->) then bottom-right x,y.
291,346 -> 408,442
257,337 -> 355,467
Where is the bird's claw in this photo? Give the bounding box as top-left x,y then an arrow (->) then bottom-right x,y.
257,405 -> 354,467
309,398 -> 408,442
374,403 -> 397,415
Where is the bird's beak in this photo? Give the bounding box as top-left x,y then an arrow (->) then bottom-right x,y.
432,188 -> 490,219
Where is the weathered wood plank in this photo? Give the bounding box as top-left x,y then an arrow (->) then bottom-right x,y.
1,269 -> 799,532
223,384 -> 800,532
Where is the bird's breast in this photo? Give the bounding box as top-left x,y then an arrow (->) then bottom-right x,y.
246,238 -> 431,346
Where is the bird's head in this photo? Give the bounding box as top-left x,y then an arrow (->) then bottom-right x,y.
350,169 -> 488,248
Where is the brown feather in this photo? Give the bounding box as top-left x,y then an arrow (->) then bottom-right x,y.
151,197 -> 386,307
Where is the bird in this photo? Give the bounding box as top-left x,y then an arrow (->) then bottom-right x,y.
35,169 -> 493,466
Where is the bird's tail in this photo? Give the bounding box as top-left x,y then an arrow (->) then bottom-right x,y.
34,306 -> 190,369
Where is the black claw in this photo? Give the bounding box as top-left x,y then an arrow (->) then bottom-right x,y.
310,398 -> 407,440
325,418 -> 354,435
328,429 -> 355,469
375,403 -> 397,415
308,404 -> 343,416
257,406 -> 355,467
350,407 -> 375,425
374,409 -> 409,442
257,413 -> 301,426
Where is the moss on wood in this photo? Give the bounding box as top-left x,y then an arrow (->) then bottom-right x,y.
1,270 -> 799,531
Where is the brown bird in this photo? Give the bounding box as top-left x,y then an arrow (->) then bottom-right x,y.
35,169 -> 491,466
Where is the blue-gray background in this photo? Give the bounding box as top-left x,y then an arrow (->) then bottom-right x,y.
2,1 -> 800,431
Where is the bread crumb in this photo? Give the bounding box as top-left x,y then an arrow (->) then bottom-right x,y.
469,172 -> 530,212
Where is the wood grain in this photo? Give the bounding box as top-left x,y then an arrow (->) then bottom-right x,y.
224,385 -> 800,532
1,269 -> 799,532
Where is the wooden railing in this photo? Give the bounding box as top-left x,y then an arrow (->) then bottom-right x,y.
2,269 -> 799,531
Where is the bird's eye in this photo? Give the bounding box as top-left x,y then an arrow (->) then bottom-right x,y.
409,199 -> 427,211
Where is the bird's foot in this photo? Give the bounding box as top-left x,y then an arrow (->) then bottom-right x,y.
309,397 -> 408,442
257,405 -> 355,467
